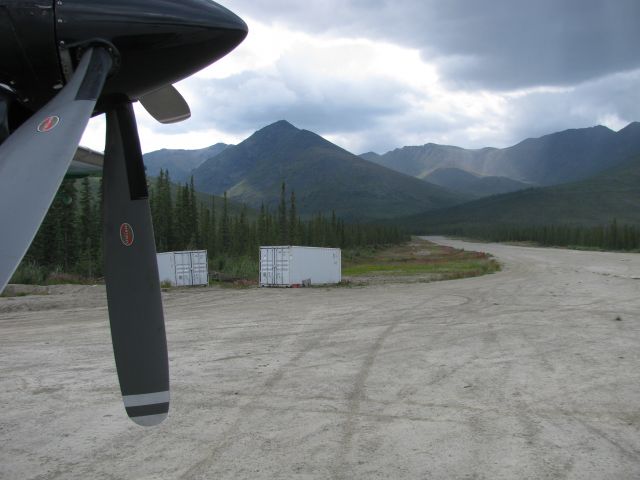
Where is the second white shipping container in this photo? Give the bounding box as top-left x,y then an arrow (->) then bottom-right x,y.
157,250 -> 208,287
260,246 -> 341,287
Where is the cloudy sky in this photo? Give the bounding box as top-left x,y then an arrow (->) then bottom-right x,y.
81,0 -> 640,154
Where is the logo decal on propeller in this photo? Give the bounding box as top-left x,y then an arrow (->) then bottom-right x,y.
37,116 -> 60,133
120,223 -> 135,247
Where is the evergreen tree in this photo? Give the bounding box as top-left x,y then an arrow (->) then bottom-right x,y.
162,171 -> 175,250
199,202 -> 210,256
221,191 -> 231,252
188,176 -> 199,248
45,179 -> 79,271
77,177 -> 96,277
150,170 -> 162,250
16,173 -> 417,281
289,190 -> 299,245
258,203 -> 267,245
278,181 -> 287,244
79,177 -> 92,248
208,197 -> 217,258
236,205 -> 248,255
152,169 -> 174,252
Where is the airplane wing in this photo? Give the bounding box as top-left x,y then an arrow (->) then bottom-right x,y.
68,146 -> 104,177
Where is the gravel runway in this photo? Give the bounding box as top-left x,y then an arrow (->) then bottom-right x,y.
1,237 -> 639,479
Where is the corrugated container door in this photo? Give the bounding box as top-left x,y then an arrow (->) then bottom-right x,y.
260,248 -> 271,286
275,247 -> 290,285
260,247 -> 291,286
190,251 -> 208,285
174,252 -> 192,286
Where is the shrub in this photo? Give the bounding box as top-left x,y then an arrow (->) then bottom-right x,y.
9,261 -> 47,285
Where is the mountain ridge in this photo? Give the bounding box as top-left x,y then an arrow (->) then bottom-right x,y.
366,123 -> 640,187
143,142 -> 230,183
192,120 -> 467,220
142,120 -> 640,223
395,153 -> 640,232
424,168 -> 532,198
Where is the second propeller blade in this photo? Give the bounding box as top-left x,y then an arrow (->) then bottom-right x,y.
103,102 -> 170,426
139,85 -> 191,124
0,48 -> 111,292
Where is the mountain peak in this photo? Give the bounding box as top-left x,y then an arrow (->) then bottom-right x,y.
258,120 -> 299,134
192,120 -> 464,219
618,121 -> 640,134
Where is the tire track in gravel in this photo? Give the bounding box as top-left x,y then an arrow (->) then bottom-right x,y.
178,301 -> 376,479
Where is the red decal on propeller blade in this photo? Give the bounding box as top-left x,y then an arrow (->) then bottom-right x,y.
37,116 -> 60,133
119,223 -> 135,247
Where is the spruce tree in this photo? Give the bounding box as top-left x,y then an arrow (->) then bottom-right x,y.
162,171 -> 175,250
221,191 -> 230,252
77,177 -> 96,277
79,177 -> 92,247
209,197 -> 217,258
258,203 -> 266,246
54,179 -> 79,271
289,190 -> 298,245
150,170 -> 162,250
188,176 -> 199,248
199,202 -> 210,255
174,182 -> 191,249
236,206 -> 248,255
278,181 -> 287,244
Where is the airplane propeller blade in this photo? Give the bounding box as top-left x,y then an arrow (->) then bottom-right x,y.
0,48 -> 112,292
103,102 -> 169,426
138,85 -> 191,124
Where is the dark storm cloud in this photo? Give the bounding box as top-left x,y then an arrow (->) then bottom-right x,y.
504,69 -> 640,145
185,68 -> 414,136
225,0 -> 640,90
125,1 -> 640,155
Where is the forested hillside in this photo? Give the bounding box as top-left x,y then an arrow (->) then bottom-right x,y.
398,154 -> 640,232
14,173 -> 406,283
396,154 -> 640,251
192,120 -> 465,219
423,168 -> 531,198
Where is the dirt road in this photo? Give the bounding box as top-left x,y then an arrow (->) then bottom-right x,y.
1,238 -> 639,479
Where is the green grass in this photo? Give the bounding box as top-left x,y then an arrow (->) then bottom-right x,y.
0,291 -> 30,298
9,261 -> 48,285
342,238 -> 500,282
343,260 -> 497,276
210,255 -> 259,283
9,261 -> 99,286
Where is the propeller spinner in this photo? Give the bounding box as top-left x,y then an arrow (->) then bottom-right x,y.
0,0 -> 248,426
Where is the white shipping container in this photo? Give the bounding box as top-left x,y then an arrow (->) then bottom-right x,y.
157,250 -> 208,287
260,246 -> 341,287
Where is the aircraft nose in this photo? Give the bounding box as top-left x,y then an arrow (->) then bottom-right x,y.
184,0 -> 249,33
151,0 -> 248,45
56,0 -> 248,99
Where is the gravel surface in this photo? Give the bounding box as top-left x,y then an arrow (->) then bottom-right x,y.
1,237 -> 639,479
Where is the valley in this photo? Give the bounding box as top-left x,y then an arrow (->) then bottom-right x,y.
141,120 -> 640,250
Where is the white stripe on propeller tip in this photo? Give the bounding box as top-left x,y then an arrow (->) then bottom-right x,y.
123,390 -> 170,408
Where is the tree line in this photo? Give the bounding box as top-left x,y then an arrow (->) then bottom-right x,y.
440,220 -> 640,251
18,171 -> 407,280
